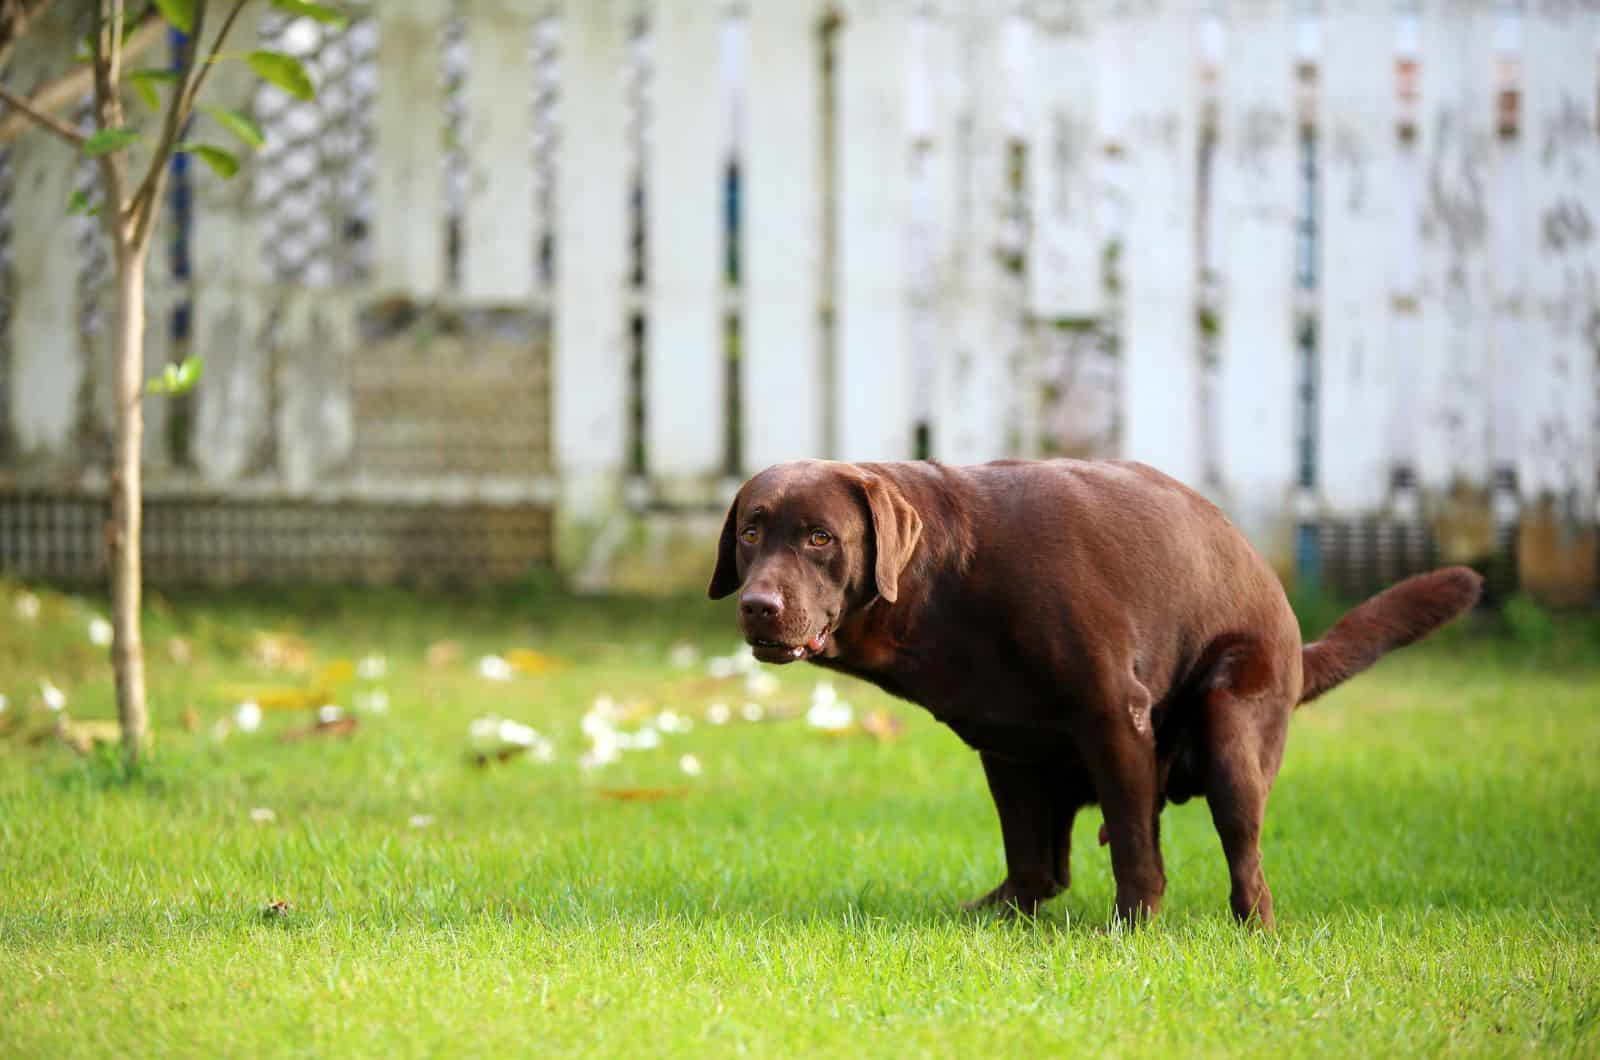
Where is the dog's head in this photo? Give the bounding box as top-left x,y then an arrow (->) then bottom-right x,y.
708,461 -> 923,664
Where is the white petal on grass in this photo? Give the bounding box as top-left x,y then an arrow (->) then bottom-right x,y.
317,705 -> 344,725
812,682 -> 838,707
354,689 -> 389,714
530,737 -> 556,763
745,670 -> 780,698
40,680 -> 66,712
476,654 -> 514,681
87,616 -> 113,647
618,725 -> 661,751
806,700 -> 854,732
741,702 -> 764,722
706,656 -> 735,679
0,693 -> 7,714
235,701 -> 263,732
679,753 -> 703,776
733,644 -> 757,673
668,643 -> 699,669
706,702 -> 730,725
497,718 -> 539,747
408,814 -> 435,829
656,709 -> 692,733
15,592 -> 40,621
357,654 -> 388,680
249,807 -> 277,824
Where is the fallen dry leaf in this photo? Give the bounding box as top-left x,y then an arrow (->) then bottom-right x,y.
314,658 -> 356,686
251,631 -> 313,673
56,718 -> 121,755
261,898 -> 293,919
278,716 -> 359,743
216,685 -> 335,712
425,640 -> 462,669
181,708 -> 200,733
505,648 -> 567,674
860,710 -> 905,744
596,786 -> 690,802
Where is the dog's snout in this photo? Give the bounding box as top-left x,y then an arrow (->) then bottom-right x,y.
739,589 -> 784,622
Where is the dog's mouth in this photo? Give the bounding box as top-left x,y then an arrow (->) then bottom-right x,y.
748,627 -> 831,663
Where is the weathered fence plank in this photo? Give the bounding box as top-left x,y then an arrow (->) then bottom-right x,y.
554,0 -> 631,510
1215,0 -> 1297,561
373,0 -> 447,297
1517,2 -> 1599,513
7,8 -> 82,462
1119,0 -> 1201,485
646,0 -> 725,482
1415,0 -> 1497,496
743,0 -> 825,471
933,0 -> 1017,465
836,0 -> 912,461
1026,0 -> 1099,319
1317,0 -> 1398,514
461,0 -> 538,302
276,290 -> 356,492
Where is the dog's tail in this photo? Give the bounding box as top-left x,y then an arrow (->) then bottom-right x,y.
1298,567 -> 1482,706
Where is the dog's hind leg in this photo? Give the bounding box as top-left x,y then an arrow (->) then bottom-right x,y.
1202,689 -> 1289,930
1076,676 -> 1167,924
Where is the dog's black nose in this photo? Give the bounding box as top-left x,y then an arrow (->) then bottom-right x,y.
740,589 -> 784,621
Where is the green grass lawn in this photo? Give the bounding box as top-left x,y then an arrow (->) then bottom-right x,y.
2,579 -> 1597,1057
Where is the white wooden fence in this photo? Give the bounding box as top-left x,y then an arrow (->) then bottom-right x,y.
2,0 -> 1598,589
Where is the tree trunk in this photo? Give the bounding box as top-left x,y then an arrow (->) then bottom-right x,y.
111,238 -> 149,768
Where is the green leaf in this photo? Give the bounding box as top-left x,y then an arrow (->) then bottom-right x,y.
65,190 -> 101,217
151,0 -> 196,33
147,356 -> 205,396
247,50 -> 316,101
199,104 -> 265,148
128,69 -> 183,112
268,0 -> 349,26
82,127 -> 141,157
130,77 -> 159,110
177,142 -> 241,179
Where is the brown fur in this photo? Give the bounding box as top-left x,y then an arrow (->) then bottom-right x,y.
710,458 -> 1481,928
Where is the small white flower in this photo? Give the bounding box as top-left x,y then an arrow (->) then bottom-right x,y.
587,726 -> 621,763
40,679 -> 66,712
476,655 -> 514,681
468,715 -> 503,752
618,725 -> 660,751
249,807 -> 276,824
530,737 -> 556,763
408,814 -> 435,829
87,616 -> 113,647
0,693 -> 7,714
656,709 -> 692,733
317,704 -> 344,725
733,645 -> 757,673
707,656 -> 736,680
668,643 -> 700,669
582,695 -> 621,737
741,702 -> 764,722
235,701 -> 263,732
705,702 -> 730,725
745,670 -> 780,698
354,689 -> 389,714
679,753 -> 703,777
497,718 -> 538,748
812,682 -> 838,707
357,654 -> 388,680
15,592 -> 40,621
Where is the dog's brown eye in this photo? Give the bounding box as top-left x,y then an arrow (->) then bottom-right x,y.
739,526 -> 759,544
808,529 -> 832,547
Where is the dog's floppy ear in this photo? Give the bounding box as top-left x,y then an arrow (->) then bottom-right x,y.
857,473 -> 923,604
707,493 -> 743,599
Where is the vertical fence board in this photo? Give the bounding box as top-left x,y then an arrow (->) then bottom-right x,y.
276,290 -> 356,492
1415,0 -> 1497,495
1215,0 -> 1297,558
836,0 -> 912,461
555,0 -> 630,505
744,0 -> 824,471
646,0 -> 725,480
462,0 -> 537,301
373,0 -> 447,297
1119,0 -> 1200,484
1318,0 -> 1397,514
933,0 -> 1016,464
1026,0 -> 1099,318
1518,3 -> 1599,513
191,12 -> 270,482
7,9 -> 82,460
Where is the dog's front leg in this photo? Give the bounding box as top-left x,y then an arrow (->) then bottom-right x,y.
963,752 -> 1074,916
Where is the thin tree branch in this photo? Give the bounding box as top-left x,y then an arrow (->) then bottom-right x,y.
129,0 -> 245,248
0,76 -> 86,145
0,14 -> 164,145
0,0 -> 58,75
91,1 -> 129,242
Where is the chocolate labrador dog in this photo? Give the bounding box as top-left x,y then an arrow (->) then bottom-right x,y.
709,458 -> 1481,928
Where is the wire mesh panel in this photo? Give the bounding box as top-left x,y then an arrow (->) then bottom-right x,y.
0,489 -> 552,586
256,9 -> 377,287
